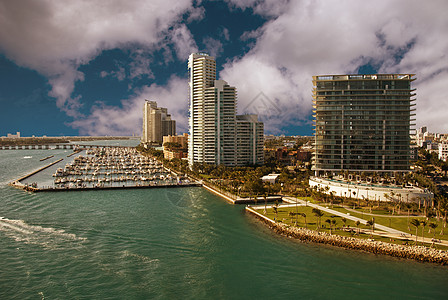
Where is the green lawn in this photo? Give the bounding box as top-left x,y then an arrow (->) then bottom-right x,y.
253,205 -> 448,250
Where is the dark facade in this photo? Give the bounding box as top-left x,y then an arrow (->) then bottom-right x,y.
312,74 -> 416,175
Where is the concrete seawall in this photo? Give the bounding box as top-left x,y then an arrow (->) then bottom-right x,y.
246,206 -> 448,265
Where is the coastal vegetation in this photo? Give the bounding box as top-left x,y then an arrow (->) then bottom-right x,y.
136,142 -> 448,254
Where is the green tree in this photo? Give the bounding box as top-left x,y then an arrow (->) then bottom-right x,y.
410,219 -> 421,245
366,218 -> 375,237
299,213 -> 307,228
355,220 -> 361,235
312,208 -> 324,231
420,219 -> 428,243
429,222 -> 438,247
325,219 -> 331,233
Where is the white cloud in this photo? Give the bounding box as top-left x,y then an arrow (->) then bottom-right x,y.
0,0 -> 197,118
221,0 -> 448,134
202,37 -> 224,57
169,24 -> 199,61
225,0 -> 290,17
70,75 -> 189,136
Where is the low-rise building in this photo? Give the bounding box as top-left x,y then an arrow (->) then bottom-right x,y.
163,133 -> 188,160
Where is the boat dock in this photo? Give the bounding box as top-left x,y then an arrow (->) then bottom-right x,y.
9,147 -> 202,192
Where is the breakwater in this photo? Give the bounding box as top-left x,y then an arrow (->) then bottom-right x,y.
246,206 -> 448,265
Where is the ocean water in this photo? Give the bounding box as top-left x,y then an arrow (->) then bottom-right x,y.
1,147 -> 448,299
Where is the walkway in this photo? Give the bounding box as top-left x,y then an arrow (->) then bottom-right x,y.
273,197 -> 448,247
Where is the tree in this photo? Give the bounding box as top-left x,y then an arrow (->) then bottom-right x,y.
366,218 -> 375,237
341,217 -> 347,229
312,208 -> 324,231
325,218 -> 331,233
272,203 -> 278,222
420,219 -> 428,243
355,220 -> 361,235
429,222 -> 438,247
299,213 -> 307,228
410,219 -> 421,245
263,194 -> 268,215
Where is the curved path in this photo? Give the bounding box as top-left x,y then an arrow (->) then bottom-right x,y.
278,197 -> 448,246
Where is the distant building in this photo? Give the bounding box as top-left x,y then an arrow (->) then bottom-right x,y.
312,74 -> 416,176
7,132 -> 20,138
439,141 -> 448,162
142,100 -> 175,146
188,53 -> 264,166
163,133 -> 188,160
261,174 -> 280,184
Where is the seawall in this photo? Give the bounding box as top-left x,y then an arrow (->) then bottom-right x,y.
246,206 -> 448,265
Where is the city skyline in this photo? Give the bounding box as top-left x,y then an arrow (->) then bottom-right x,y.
1,1 -> 447,137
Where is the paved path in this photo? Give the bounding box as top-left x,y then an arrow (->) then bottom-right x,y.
274,197 -> 448,247
281,197 -> 406,235
343,206 -> 425,218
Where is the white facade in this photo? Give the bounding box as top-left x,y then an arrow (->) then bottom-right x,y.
188,53 -> 264,167
188,53 -> 217,166
439,141 -> 448,162
309,177 -> 433,204
142,100 -> 175,145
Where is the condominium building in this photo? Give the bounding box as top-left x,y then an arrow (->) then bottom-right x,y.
439,141 -> 448,162
163,133 -> 188,160
142,100 -> 176,146
312,74 -> 416,175
236,114 -> 264,165
188,53 -> 264,166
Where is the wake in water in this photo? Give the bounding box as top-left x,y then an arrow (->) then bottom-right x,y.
0,217 -> 86,249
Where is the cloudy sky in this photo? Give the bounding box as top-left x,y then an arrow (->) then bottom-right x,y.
1,0 -> 447,137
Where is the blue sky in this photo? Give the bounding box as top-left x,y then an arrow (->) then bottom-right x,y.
1,0 -> 447,137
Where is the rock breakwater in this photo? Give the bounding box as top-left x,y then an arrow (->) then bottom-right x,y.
247,207 -> 448,265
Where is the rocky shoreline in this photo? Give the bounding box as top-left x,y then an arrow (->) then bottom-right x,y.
246,207 -> 448,265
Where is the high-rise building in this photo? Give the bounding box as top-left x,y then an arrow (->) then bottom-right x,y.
312,74 -> 416,176
188,53 -> 264,166
142,100 -> 176,146
188,53 -> 217,166
236,114 -> 264,165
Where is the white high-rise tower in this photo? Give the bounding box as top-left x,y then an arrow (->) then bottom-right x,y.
188,53 -> 263,166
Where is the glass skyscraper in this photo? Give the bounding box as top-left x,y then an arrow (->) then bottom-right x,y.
312,74 -> 416,176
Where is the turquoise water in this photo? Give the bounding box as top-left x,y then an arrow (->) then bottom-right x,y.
1,148 -> 448,299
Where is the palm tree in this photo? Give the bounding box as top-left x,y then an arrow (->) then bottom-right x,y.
420,219 -> 428,243
410,218 -> 421,245
429,222 -> 438,247
289,211 -> 297,225
341,217 -> 347,229
366,218 -> 375,237
263,194 -> 268,215
272,204 -> 278,222
300,212 -> 307,228
312,208 -> 324,231
325,219 -> 331,234
355,220 -> 361,235
331,219 -> 337,233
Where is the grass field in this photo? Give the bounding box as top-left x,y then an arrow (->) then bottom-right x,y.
252,204 -> 447,249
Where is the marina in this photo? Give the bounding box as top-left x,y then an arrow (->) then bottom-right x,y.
10,147 -> 200,192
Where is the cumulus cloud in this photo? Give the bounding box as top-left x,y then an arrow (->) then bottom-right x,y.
221,0 -> 448,134
70,75 -> 189,136
0,0 -> 197,118
202,37 -> 224,57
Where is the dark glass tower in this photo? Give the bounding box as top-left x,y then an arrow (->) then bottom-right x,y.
312,74 -> 416,176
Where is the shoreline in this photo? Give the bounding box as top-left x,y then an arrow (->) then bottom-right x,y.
246,206 -> 448,265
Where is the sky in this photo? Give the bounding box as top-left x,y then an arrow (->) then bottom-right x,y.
1,0 -> 447,137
